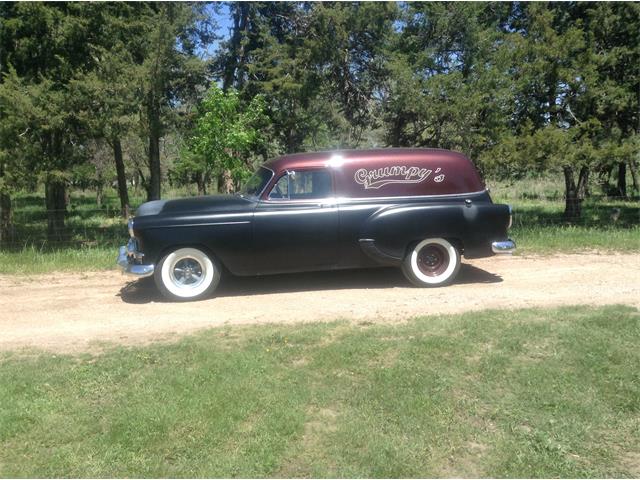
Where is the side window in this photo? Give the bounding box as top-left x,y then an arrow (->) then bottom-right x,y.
268,175 -> 290,199
268,169 -> 333,200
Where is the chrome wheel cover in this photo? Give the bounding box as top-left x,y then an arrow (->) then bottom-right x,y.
160,248 -> 215,298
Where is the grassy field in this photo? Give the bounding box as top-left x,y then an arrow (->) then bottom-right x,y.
489,177 -> 640,254
1,304 -> 638,478
0,176 -> 638,274
500,199 -> 639,254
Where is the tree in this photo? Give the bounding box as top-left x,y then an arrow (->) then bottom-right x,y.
215,2 -> 398,154
486,2 -> 639,215
306,2 -> 397,147
381,2 -> 514,161
0,3 -> 104,240
173,85 -> 268,194
579,3 -> 640,198
488,2 -> 596,219
68,3 -> 150,217
137,3 -> 216,201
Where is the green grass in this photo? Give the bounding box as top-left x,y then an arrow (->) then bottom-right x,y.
1,190 -> 135,274
504,199 -> 640,254
1,305 -> 639,477
0,245 -> 115,274
489,176 -> 640,254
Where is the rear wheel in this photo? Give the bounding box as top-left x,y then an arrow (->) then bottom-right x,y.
154,247 -> 221,301
401,238 -> 461,287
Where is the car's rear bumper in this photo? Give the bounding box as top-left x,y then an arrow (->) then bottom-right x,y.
491,239 -> 516,254
117,241 -> 155,277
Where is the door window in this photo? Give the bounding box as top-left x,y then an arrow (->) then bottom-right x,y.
268,169 -> 333,200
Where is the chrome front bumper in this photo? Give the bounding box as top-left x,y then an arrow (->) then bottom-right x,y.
117,240 -> 155,277
491,239 -> 516,254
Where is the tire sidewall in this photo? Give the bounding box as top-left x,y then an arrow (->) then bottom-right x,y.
155,247 -> 221,301
403,238 -> 460,287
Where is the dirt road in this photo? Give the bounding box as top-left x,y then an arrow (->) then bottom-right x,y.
1,253 -> 638,353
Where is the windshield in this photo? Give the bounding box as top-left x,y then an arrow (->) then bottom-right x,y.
240,166 -> 274,198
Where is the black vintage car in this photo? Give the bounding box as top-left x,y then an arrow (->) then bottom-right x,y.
118,148 -> 515,301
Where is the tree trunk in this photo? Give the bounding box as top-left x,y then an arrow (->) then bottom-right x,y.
204,172 -> 211,194
0,191 -> 11,245
147,90 -> 162,201
217,170 -> 235,194
196,172 -> 207,196
45,178 -> 67,242
628,158 -> 639,197
136,168 -> 147,196
617,161 -> 627,199
223,3 -> 250,91
563,165 -> 588,221
148,127 -> 161,201
96,178 -> 103,208
616,162 -> 627,198
577,166 -> 589,200
113,136 -> 130,217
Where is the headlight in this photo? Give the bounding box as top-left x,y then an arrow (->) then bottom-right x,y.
128,218 -> 135,238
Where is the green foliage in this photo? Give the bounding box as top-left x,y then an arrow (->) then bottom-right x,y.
0,2 -> 215,205
477,2 -> 640,184
382,2 -> 513,156
173,85 -> 269,191
0,3 -> 102,179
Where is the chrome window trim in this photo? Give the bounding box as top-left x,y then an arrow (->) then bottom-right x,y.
259,196 -> 338,206
337,189 -> 489,203
242,166 -> 275,200
256,167 -> 275,198
267,171 -> 291,201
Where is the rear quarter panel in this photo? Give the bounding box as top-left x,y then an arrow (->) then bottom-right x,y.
361,202 -> 511,260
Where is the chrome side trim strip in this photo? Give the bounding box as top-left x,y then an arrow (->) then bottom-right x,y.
153,221 -> 251,229
257,189 -> 488,206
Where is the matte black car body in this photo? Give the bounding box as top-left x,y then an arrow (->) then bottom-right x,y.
118,148 -> 515,300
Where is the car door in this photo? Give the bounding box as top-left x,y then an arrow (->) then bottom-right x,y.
252,168 -> 339,274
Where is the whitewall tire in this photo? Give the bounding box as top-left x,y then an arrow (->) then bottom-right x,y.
154,247 -> 221,301
401,238 -> 461,287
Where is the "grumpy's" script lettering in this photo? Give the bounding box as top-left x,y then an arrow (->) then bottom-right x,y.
354,166 -> 444,189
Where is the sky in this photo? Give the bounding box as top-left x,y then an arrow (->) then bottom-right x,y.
200,3 -> 233,60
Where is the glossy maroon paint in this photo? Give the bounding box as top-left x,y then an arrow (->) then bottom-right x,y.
260,148 -> 485,199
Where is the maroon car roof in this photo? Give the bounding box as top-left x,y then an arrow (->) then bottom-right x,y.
262,148 -> 472,172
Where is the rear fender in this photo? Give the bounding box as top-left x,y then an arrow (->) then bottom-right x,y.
360,203 -> 510,261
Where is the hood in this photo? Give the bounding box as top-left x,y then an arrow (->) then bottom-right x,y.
136,194 -> 255,217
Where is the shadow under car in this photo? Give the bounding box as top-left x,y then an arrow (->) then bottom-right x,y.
117,263 -> 502,304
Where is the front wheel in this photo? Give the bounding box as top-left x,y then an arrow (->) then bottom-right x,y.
154,247 -> 221,301
401,238 -> 461,287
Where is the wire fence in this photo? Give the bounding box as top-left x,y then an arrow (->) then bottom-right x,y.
0,201 -> 130,250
